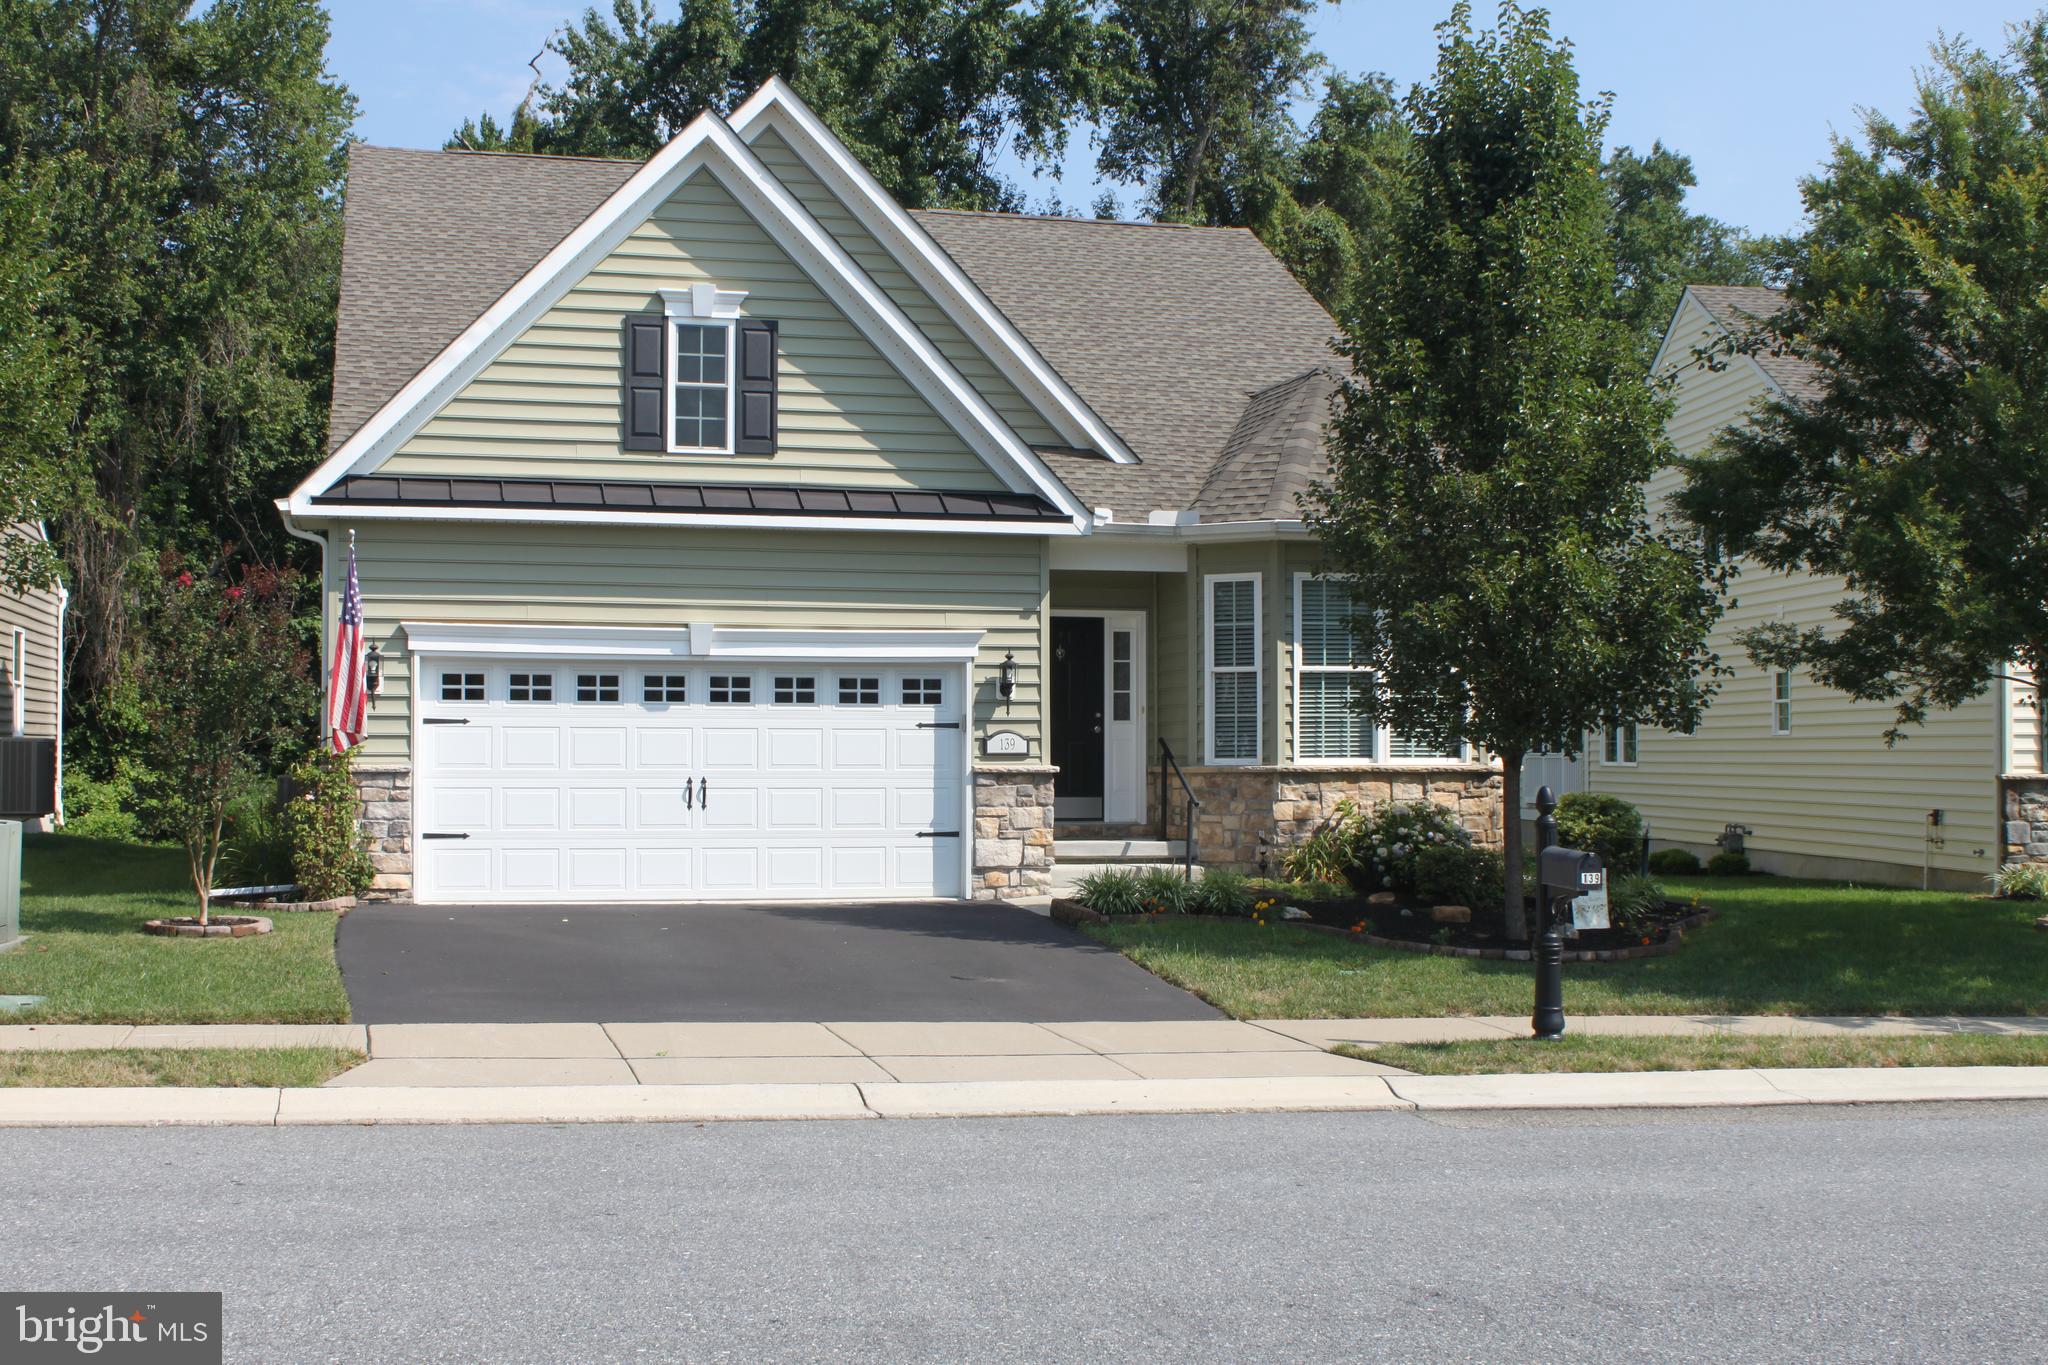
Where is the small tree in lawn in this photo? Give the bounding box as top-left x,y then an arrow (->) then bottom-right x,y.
135,554 -> 313,924
1303,3 -> 1724,939
1676,17 -> 2048,763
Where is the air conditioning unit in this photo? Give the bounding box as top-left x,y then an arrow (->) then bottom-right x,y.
0,738 -> 57,819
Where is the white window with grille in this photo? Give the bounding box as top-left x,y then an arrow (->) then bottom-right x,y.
1206,574 -> 1261,764
1294,575 -> 1374,762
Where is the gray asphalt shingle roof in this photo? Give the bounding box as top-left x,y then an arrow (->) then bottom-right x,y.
1687,284 -> 1823,400
328,143 -> 1340,521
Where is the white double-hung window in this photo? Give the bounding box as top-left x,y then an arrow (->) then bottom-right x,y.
1295,575 -> 1374,761
670,320 -> 732,452
1206,574 -> 1261,763
1292,574 -> 1465,764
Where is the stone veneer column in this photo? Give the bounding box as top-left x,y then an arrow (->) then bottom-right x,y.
354,766 -> 414,900
2002,776 -> 2048,864
971,765 -> 1058,900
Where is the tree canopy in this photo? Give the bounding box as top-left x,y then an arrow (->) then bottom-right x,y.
1676,15 -> 2048,752
1304,2 -> 1725,936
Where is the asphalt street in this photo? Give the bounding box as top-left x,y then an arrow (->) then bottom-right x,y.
9,1102 -> 2046,1362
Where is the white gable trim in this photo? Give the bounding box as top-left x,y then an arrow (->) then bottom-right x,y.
282,497 -> 1078,538
287,112 -> 1089,527
1654,286 -> 1786,400
730,77 -> 1137,466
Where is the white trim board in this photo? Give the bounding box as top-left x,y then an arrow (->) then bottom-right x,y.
285,498 -> 1079,538
729,77 -> 1136,467
401,622 -> 986,664
287,108 -> 1088,528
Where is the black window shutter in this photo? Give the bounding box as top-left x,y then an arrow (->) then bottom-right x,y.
621,315 -> 667,451
734,319 -> 778,454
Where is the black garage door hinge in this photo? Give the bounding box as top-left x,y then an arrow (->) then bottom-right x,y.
917,721 -> 961,729
422,832 -> 470,840
917,830 -> 960,839
422,717 -> 470,726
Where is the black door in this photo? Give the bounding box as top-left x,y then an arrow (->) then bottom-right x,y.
1050,616 -> 1106,819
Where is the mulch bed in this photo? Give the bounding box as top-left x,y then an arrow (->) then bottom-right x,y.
1050,894 -> 1716,963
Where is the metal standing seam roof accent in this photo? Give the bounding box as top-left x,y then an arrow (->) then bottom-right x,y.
327,144 -> 1344,523
309,475 -> 1069,522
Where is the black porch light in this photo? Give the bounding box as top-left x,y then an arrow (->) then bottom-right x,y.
364,642 -> 384,701
998,650 -> 1017,701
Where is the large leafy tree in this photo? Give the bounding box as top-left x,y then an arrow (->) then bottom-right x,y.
1305,2 -> 1724,938
0,169 -> 84,593
0,0 -> 355,705
1603,142 -> 1762,354
449,0 -> 1099,211
1676,17 -> 2048,759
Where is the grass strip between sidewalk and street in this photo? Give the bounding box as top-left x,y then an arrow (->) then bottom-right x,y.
0,835 -> 351,1024
1084,875 -> 2048,1019
1343,1034 -> 2048,1075
0,1047 -> 364,1088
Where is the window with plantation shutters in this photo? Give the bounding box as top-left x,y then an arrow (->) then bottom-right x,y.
1295,577 -> 1374,761
1207,575 -> 1261,763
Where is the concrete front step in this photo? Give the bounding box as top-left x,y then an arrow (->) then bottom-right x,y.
1053,839 -> 1187,861
1049,860 -> 1203,892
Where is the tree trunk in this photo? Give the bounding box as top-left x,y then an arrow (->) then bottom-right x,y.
1500,750 -> 1528,942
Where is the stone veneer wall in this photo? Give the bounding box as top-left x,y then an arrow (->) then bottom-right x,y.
972,766 -> 1057,900
1175,765 -> 1504,873
2001,776 -> 2048,864
355,766 -> 414,900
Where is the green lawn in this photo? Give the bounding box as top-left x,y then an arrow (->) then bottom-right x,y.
0,834 -> 351,1023
0,1047 -> 362,1087
1353,1034 -> 2048,1075
1085,875 -> 2048,1019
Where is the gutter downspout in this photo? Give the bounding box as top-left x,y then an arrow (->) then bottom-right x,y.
53,579 -> 68,827
279,502 -> 331,749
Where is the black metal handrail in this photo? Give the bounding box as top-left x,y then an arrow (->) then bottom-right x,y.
1158,739 -> 1199,881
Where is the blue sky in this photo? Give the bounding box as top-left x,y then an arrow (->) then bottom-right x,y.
325,0 -> 2040,237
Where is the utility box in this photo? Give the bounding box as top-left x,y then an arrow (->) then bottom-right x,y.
0,820 -> 19,951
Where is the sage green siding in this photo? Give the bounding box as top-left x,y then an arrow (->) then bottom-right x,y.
748,128 -> 1063,449
335,522 -> 1048,765
0,525 -> 63,747
382,168 -> 1005,491
1587,293 -> 2000,883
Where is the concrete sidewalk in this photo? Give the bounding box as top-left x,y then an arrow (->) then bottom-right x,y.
1,1066 -> 2046,1127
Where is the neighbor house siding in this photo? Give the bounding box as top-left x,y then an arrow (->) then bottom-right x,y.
380,167 -> 1005,491
2008,671 -> 2041,776
333,522 -> 1048,767
0,525 -> 63,745
1589,296 -> 2000,884
747,128 -> 1064,451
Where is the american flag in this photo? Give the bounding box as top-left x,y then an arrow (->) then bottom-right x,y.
326,541 -> 367,752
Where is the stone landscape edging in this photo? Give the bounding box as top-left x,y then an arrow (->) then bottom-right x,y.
1049,897 -> 1719,962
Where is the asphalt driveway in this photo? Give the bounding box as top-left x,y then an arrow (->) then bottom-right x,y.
336,901 -> 1220,1024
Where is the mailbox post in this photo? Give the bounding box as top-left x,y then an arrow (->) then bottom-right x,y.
1530,786 -> 1605,1040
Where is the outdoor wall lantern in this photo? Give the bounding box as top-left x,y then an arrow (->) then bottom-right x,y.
364,642 -> 384,702
998,650 -> 1017,702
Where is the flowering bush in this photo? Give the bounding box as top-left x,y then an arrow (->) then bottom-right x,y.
284,746 -> 375,901
1350,800 -> 1471,897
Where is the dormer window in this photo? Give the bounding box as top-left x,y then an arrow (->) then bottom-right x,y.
671,321 -> 731,452
621,283 -> 780,456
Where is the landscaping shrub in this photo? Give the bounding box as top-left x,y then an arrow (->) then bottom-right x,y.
1280,816 -> 1352,885
60,768 -> 143,844
1705,851 -> 1751,876
1647,847 -> 1701,876
1354,800 -> 1470,896
1134,866 -> 1195,915
1247,877 -> 1349,904
1555,792 -> 1645,875
1606,873 -> 1666,935
1991,862 -> 2048,900
1190,869 -> 1255,917
283,747 -> 374,902
1072,868 -> 1146,915
1413,842 -> 1503,908
216,777 -> 293,886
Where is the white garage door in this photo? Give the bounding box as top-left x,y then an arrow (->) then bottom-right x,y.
413,659 -> 966,902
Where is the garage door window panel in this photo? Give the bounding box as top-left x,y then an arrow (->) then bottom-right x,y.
839,676 -> 880,705
773,675 -> 817,705
508,672 -> 553,703
576,673 -> 621,703
643,674 -> 688,703
440,671 -> 486,703
710,675 -> 753,704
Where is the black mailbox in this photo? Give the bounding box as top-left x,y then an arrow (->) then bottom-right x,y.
1539,845 -> 1604,898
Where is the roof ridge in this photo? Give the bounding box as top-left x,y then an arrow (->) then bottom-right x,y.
351,143 -> 648,168
911,207 -> 1254,234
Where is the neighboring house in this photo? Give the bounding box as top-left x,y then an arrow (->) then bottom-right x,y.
281,78 -> 1501,905
0,522 -> 67,831
1578,284 -> 2041,889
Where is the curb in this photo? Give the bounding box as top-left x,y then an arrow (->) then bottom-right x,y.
1,1068 -> 2044,1127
